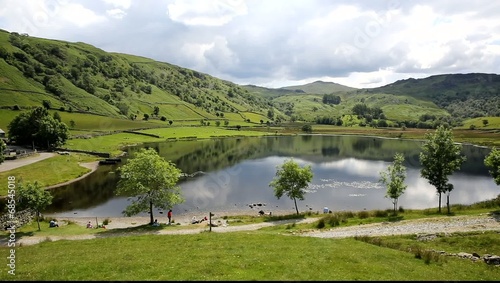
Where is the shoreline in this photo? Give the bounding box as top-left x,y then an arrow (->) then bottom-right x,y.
44,161 -> 100,190
48,208 -> 299,229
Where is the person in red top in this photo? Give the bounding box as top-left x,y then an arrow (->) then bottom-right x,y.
167,209 -> 172,224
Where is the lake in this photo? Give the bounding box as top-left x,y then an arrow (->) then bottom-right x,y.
44,135 -> 498,218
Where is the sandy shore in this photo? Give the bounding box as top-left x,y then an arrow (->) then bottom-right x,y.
52,208 -> 299,229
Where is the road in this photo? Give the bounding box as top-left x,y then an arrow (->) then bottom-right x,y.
0,152 -> 55,172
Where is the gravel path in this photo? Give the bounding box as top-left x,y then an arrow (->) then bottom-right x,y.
6,214 -> 499,246
0,152 -> 55,172
301,214 -> 499,239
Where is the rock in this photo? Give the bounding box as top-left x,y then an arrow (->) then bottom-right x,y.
483,255 -> 500,265
472,252 -> 481,258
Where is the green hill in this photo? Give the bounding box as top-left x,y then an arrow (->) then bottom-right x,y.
0,28 -> 498,131
281,80 -> 357,94
0,30 -> 271,124
369,73 -> 500,118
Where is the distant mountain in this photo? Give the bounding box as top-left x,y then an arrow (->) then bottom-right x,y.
280,80 -> 357,94
369,73 -> 500,118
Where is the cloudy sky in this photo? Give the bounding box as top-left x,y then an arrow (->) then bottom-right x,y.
1,0 -> 499,89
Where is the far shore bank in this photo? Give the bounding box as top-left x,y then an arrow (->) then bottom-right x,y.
44,161 -> 100,190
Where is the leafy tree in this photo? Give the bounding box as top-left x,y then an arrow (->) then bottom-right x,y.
116,148 -> 184,224
236,125 -> 241,131
69,120 -> 76,128
322,94 -> 341,105
224,120 -> 229,126
53,111 -> 61,122
301,124 -> 312,133
269,158 -> 313,215
42,100 -> 51,109
379,153 -> 407,214
143,113 -> 149,121
484,147 -> 500,186
483,119 -> 489,127
215,120 -> 221,127
419,125 -> 466,213
160,116 -> 167,121
0,139 -> 6,164
8,107 -> 69,149
153,106 -> 160,116
169,120 -> 173,126
16,181 -> 53,231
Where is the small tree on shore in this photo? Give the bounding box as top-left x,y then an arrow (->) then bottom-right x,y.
0,140 -> 6,164
379,153 -> 407,215
16,181 -> 53,231
484,147 -> 500,186
116,148 -> 184,224
419,125 -> 466,213
269,158 -> 313,215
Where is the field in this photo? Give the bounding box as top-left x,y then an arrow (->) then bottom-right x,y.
1,203 -> 499,280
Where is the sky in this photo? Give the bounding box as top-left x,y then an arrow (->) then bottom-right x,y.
1,0 -> 499,89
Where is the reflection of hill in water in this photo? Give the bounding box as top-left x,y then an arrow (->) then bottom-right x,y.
134,136 -> 491,175
12,135 -> 491,215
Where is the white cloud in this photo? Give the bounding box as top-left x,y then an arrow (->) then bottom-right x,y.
1,0 -> 499,88
103,0 -> 132,10
167,0 -> 247,26
107,8 -> 127,19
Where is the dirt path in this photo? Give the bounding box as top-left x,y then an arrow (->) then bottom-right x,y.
0,152 -> 55,172
7,214 -> 499,246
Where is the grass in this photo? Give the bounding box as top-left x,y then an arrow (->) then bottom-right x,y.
1,231 -> 498,280
0,153 -> 97,195
1,198 -> 498,280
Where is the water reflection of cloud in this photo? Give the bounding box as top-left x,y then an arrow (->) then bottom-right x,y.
317,158 -> 388,178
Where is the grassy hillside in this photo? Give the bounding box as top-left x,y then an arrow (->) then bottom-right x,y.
0,30 -> 271,124
281,80 -> 357,94
370,73 -> 500,119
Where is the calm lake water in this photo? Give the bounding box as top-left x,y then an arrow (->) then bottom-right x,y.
44,135 -> 498,218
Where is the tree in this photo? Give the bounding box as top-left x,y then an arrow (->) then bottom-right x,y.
8,107 -> 69,149
70,120 -> 76,128
16,181 -> 53,231
0,139 -> 6,164
53,111 -> 61,122
484,147 -> 500,186
483,119 -> 489,127
301,124 -> 312,133
419,125 -> 466,213
224,120 -> 229,126
42,100 -> 51,109
116,148 -> 184,224
153,106 -> 160,116
269,158 -> 313,215
143,113 -> 149,121
379,153 -> 407,215
169,120 -> 173,126
215,120 -> 221,127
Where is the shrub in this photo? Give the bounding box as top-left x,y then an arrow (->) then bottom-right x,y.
372,210 -> 388,218
357,210 -> 369,219
102,218 -> 110,225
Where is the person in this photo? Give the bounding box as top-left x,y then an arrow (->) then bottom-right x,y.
258,210 -> 265,216
49,220 -> 59,228
167,209 -> 172,224
86,221 -> 93,229
152,219 -> 160,227
191,216 -> 199,224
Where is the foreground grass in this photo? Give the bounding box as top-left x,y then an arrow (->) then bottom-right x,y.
0,153 -> 97,196
1,231 -> 498,280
